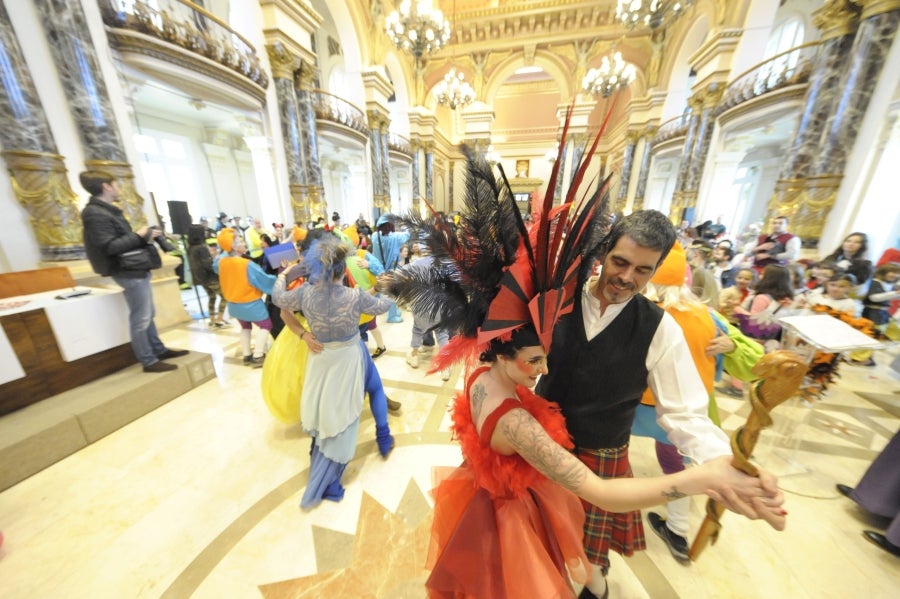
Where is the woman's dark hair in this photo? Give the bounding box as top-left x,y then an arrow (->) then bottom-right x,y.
479,326 -> 541,363
754,265 -> 794,300
259,233 -> 275,248
828,232 -> 868,260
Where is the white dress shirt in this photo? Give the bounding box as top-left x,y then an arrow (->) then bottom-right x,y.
582,277 -> 730,463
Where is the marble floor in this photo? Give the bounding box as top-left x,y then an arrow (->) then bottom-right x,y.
1,309 -> 899,598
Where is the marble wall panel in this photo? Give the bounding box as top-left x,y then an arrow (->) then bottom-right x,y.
370,129 -> 382,198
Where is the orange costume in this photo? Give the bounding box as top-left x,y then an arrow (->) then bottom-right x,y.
427,367 -> 591,598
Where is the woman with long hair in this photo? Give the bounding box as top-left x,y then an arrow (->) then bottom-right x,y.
825,232 -> 873,288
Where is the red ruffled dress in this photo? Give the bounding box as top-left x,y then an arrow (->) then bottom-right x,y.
426,367 -> 592,598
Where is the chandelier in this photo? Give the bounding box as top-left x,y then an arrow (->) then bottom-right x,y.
385,0 -> 451,58
434,68 -> 475,109
582,52 -> 636,97
616,0 -> 694,30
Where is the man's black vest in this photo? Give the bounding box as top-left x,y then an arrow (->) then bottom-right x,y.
536,284 -> 664,449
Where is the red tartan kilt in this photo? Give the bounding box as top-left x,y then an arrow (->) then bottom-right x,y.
574,444 -> 646,570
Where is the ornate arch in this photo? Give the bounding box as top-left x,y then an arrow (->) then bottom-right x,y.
482,51 -> 574,105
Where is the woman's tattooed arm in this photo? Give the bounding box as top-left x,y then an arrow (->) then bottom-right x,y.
498,408 -> 587,493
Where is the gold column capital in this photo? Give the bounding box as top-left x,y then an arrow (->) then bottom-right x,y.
812,0 -> 861,40
702,83 -> 725,109
295,60 -> 318,91
266,43 -> 299,80
857,0 -> 900,19
625,130 -> 642,145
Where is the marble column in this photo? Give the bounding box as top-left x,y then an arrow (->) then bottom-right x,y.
296,60 -> 324,220
368,111 -> 388,212
0,0 -> 83,260
568,133 -> 586,187
767,0 -> 863,242
681,83 -> 724,216
631,126 -> 657,212
448,160 -> 455,214
380,120 -> 391,211
616,131 -> 639,212
424,143 -> 434,204
668,97 -> 702,223
35,0 -> 146,227
410,140 -> 421,211
266,43 -> 307,225
553,139 -> 568,202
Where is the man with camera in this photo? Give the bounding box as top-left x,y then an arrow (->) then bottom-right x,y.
80,171 -> 188,373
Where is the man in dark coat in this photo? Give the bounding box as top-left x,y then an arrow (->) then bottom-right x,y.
79,171 -> 187,372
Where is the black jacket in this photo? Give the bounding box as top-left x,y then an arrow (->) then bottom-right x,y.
81,197 -> 148,278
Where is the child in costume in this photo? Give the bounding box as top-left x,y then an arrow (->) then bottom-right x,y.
634,241 -> 764,563
214,228 -> 276,366
383,142 -> 785,598
186,224 -> 227,328
272,235 -> 392,508
370,213 -> 410,323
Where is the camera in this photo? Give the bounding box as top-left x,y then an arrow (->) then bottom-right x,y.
149,226 -> 176,253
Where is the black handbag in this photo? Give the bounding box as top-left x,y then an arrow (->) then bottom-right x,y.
117,244 -> 162,271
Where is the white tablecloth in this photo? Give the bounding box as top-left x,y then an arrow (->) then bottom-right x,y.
0,287 -> 131,363
0,323 -> 25,385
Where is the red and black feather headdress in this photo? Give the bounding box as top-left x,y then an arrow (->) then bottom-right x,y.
384,106 -> 614,371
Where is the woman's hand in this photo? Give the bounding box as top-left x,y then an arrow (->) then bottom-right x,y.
701,457 -> 786,528
303,330 -> 324,354
705,330 -> 736,357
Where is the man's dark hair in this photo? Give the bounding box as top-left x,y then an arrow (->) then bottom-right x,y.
79,171 -> 115,197
595,210 -> 677,268
773,215 -> 789,224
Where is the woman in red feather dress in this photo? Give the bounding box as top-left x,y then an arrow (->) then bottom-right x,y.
425,326 -> 783,599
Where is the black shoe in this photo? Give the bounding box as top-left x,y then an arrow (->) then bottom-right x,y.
863,530 -> 900,557
648,511 -> 690,563
386,397 -> 401,413
836,483 -> 854,498
250,355 -> 265,368
143,361 -> 178,373
371,347 -> 386,359
578,584 -> 608,599
243,355 -> 253,365
157,348 -> 189,360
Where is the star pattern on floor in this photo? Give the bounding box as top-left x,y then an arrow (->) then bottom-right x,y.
258,480 -> 433,598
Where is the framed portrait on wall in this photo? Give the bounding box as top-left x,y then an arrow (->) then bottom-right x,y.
515,159 -> 530,178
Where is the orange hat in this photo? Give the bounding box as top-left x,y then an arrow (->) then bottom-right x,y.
292,226 -> 307,243
217,228 -> 235,253
650,241 -> 688,287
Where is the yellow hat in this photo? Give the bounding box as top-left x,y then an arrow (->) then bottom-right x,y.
650,241 -> 687,287
292,226 -> 307,243
343,225 -> 359,247
217,228 -> 235,253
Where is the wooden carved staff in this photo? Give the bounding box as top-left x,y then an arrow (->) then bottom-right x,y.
688,350 -> 808,561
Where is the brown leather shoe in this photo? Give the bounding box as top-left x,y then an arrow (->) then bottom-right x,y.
143,361 -> 178,373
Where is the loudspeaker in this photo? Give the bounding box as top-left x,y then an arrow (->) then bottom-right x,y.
167,201 -> 192,235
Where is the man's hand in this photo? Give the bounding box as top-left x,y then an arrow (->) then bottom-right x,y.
705,462 -> 786,530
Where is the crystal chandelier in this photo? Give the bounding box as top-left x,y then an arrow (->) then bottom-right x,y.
434,68 -> 475,109
385,0 -> 451,58
582,52 -> 636,97
616,0 -> 694,30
